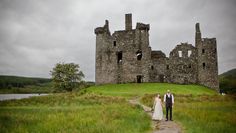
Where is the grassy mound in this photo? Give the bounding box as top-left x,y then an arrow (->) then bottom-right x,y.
88,83 -> 216,98
89,83 -> 236,133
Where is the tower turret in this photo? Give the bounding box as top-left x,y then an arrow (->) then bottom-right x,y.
195,23 -> 202,47
196,23 -> 219,90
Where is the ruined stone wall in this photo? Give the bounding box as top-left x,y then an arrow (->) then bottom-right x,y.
167,43 -> 198,84
135,25 -> 152,83
149,51 -> 167,82
111,25 -> 151,83
112,30 -> 138,83
195,23 -> 219,90
95,14 -> 151,85
94,14 -> 219,90
197,38 -> 219,89
95,21 -> 117,85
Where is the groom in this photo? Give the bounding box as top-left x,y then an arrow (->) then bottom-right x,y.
164,90 -> 174,121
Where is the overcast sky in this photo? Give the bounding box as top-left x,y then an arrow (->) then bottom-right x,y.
0,0 -> 235,81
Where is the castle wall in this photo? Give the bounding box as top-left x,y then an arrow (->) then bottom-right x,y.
94,14 -> 219,90
111,26 -> 151,83
95,14 -> 151,84
195,23 -> 219,90
95,20 -> 117,85
168,43 -> 198,84
197,38 -> 219,89
95,33 -> 117,84
112,30 -> 138,83
150,51 -> 167,82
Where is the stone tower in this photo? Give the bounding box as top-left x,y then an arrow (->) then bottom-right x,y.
95,14 -> 151,85
195,23 -> 219,90
94,14 -> 219,90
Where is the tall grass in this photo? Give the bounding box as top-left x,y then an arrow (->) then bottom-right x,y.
1,83 -> 235,133
141,94 -> 236,133
0,92 -> 151,133
89,83 -> 236,132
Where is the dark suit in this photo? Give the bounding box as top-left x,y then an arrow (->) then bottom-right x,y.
164,94 -> 174,120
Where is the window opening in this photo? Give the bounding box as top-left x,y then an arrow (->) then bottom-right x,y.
117,51 -> 122,64
136,50 -> 142,60
202,49 -> 205,54
151,66 -> 154,70
188,50 -> 192,57
178,51 -> 182,57
167,65 -> 169,70
203,63 -> 206,69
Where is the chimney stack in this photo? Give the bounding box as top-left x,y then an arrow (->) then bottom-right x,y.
195,23 -> 202,47
196,23 -> 201,33
125,14 -> 132,30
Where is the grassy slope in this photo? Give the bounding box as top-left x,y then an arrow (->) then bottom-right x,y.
89,83 -> 236,133
0,83 -> 235,133
88,83 -> 216,97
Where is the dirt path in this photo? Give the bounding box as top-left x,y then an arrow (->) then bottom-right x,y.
128,98 -> 182,133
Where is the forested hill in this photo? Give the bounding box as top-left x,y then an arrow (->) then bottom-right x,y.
0,75 -> 51,89
220,68 -> 236,78
219,68 -> 236,93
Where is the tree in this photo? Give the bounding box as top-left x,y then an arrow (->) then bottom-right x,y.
50,63 -> 84,92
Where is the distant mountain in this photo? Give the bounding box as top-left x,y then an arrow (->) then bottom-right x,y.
0,75 -> 51,89
219,68 -> 236,94
220,68 -> 236,78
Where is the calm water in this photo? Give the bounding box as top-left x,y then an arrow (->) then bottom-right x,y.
0,94 -> 48,101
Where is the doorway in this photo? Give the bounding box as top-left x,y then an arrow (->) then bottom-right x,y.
137,75 -> 143,83
159,75 -> 164,83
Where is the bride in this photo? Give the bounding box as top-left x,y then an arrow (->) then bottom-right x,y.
152,94 -> 163,121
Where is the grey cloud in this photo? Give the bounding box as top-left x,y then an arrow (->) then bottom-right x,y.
0,0 -> 236,81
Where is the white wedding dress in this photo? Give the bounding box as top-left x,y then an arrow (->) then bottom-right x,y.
152,98 -> 163,120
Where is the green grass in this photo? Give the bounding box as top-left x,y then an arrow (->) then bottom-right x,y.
0,91 -> 151,133
1,83 -> 235,133
140,93 -> 236,133
88,83 -> 216,98
89,83 -> 236,133
175,101 -> 236,133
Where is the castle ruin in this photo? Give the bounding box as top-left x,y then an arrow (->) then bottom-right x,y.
94,14 -> 219,90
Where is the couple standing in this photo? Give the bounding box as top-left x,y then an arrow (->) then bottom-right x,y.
152,90 -> 174,121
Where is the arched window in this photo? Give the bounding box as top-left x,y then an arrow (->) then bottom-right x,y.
136,50 -> 142,60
